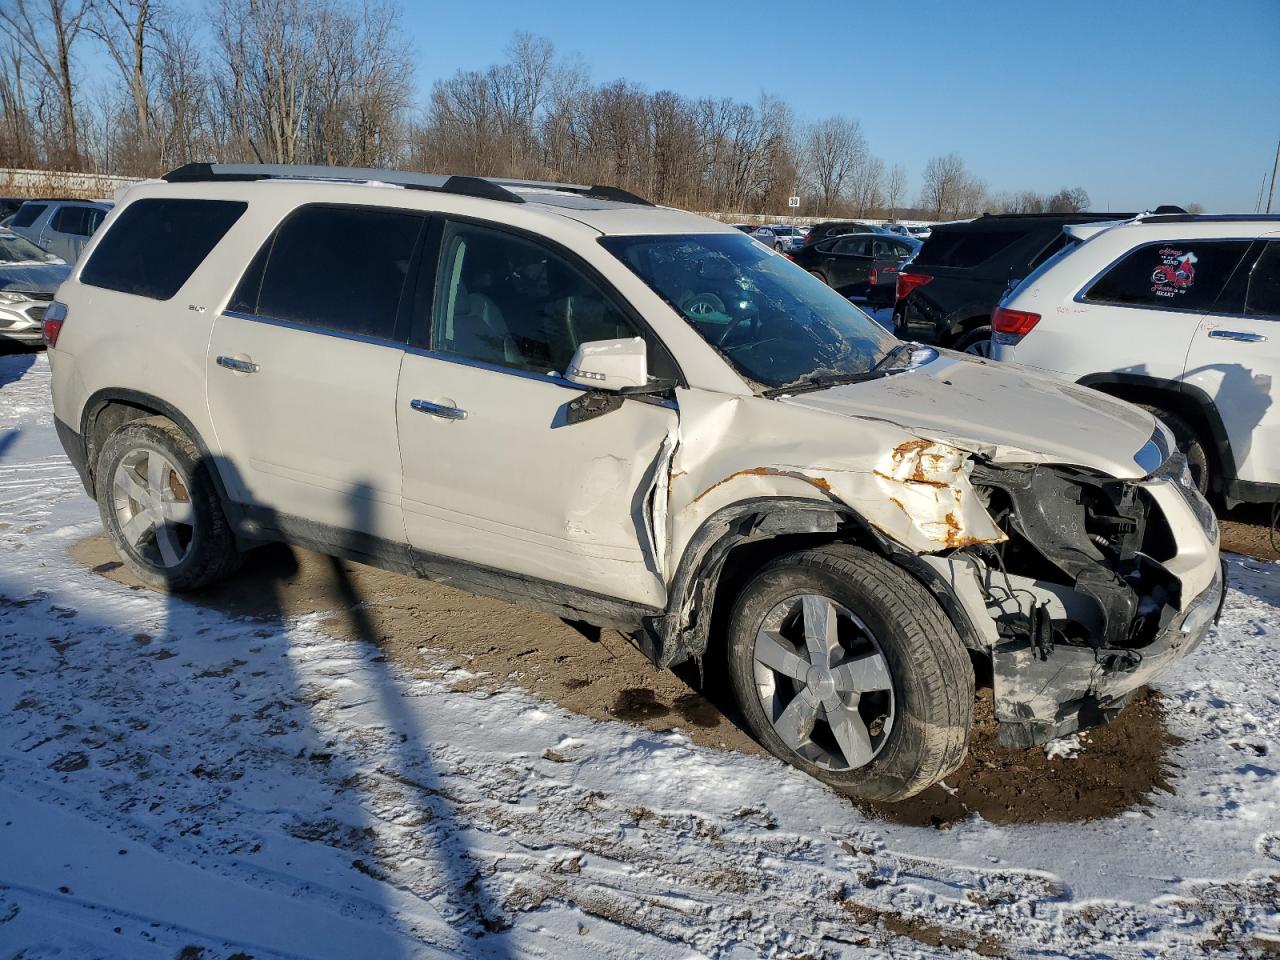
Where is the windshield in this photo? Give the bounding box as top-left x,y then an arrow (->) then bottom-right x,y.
600,232 -> 896,390
0,232 -> 58,264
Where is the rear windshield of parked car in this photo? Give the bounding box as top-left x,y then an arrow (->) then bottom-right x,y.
1082,240 -> 1253,312
10,203 -> 46,229
601,232 -> 893,390
230,204 -> 424,340
81,198 -> 246,300
912,230 -> 1024,269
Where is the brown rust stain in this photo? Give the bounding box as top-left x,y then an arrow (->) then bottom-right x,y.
874,468 -> 948,489
692,467 -> 834,504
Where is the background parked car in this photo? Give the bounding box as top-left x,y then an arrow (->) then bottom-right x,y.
801,219 -> 880,248
0,227 -> 69,345
791,231 -> 918,302
10,198 -> 112,262
893,211 -> 1134,354
0,197 -> 25,222
991,213 -> 1280,504
751,224 -> 805,252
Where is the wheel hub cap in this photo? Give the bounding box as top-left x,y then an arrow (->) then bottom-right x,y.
111,449 -> 195,570
751,593 -> 895,771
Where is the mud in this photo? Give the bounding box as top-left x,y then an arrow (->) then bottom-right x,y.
74,533 -> 1177,827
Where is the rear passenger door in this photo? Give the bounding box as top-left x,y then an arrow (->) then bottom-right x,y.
827,236 -> 872,292
206,204 -> 426,548
395,218 -> 678,608
1184,238 -> 1280,485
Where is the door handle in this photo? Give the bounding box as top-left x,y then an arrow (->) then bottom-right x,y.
216,355 -> 260,373
1208,330 -> 1267,343
410,398 -> 467,420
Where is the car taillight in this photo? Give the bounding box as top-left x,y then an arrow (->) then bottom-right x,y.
991,306 -> 1041,336
869,268 -> 878,286
42,300 -> 67,348
896,271 -> 933,303
785,253 -> 795,262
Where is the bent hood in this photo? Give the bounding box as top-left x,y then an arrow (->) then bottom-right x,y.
779,350 -> 1158,479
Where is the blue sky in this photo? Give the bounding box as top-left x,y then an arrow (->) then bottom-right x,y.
115,0 -> 1280,211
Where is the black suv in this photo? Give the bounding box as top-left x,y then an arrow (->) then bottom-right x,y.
893,212 -> 1135,354
801,220 -> 880,248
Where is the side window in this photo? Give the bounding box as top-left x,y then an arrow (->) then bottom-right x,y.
871,238 -> 901,258
1029,233 -> 1070,270
833,237 -> 868,256
430,220 -> 659,378
81,198 -> 248,300
1083,240 -> 1253,311
231,204 -> 424,340
11,203 -> 46,229
51,205 -> 89,235
86,207 -> 106,234
1245,242 -> 1280,319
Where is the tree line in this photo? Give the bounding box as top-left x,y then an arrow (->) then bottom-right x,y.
0,0 -> 1099,219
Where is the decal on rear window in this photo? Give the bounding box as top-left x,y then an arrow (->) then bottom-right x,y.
1150,248 -> 1197,298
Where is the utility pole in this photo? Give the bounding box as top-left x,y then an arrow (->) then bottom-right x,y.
1268,133 -> 1280,214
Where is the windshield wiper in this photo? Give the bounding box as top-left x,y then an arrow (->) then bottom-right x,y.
763,343 -> 925,397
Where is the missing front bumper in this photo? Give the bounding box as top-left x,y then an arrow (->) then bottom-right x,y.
992,560 -> 1225,749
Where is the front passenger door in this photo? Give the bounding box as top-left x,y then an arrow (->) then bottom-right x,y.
396,219 -> 678,607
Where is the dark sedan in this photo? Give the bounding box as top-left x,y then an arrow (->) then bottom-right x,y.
0,228 -> 70,344
788,232 -> 919,303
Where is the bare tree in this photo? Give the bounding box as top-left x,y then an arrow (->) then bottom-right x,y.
0,0 -> 92,167
804,115 -> 865,213
920,153 -> 967,219
88,0 -> 159,151
1047,186 -> 1090,213
884,162 -> 907,220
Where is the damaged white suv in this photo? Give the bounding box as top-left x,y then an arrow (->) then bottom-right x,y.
47,165 -> 1224,801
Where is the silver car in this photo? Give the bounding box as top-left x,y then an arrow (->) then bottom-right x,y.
0,228 -> 69,344
10,199 -> 112,263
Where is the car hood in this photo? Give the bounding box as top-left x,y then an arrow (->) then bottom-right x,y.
778,350 -> 1158,479
0,261 -> 70,295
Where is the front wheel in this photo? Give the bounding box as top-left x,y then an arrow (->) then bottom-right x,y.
726,545 -> 972,801
96,416 -> 242,591
1142,405 -> 1211,495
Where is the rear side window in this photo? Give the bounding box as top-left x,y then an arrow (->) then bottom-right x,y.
81,199 -> 246,300
51,205 -> 105,236
1082,240 -> 1253,311
11,203 -> 46,228
831,236 -> 869,256
1245,242 -> 1280,318
230,204 -> 424,340
913,230 -> 1023,268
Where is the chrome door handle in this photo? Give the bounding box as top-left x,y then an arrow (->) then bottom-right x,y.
216,355 -> 260,373
1208,330 -> 1267,343
410,398 -> 467,420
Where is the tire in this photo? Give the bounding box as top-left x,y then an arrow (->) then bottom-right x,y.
1141,405 -> 1211,494
96,416 -> 242,591
726,544 -> 972,801
955,326 -> 994,358
808,270 -> 828,285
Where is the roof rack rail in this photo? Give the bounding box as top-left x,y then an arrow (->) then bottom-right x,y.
160,163 -> 653,207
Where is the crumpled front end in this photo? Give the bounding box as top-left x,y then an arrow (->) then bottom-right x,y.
950,451 -> 1223,747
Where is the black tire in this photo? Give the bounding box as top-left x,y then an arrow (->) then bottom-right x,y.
96,416 -> 242,591
954,326 -> 994,357
808,270 -> 828,285
1141,405 -> 1211,494
726,545 -> 972,801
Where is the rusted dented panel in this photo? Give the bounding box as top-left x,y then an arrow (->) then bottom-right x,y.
665,391 -> 1005,568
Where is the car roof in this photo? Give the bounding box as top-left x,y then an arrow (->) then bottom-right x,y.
150,163 -> 733,238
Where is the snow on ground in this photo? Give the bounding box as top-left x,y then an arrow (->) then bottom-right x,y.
0,351 -> 1276,958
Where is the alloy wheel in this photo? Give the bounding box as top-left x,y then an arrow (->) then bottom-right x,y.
111,448 -> 195,569
752,594 -> 895,771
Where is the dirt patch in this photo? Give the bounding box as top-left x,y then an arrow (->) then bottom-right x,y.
1222,502 -> 1280,563
72,533 -> 1176,826
859,686 -> 1175,828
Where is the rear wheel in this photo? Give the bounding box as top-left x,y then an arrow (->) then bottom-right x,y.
808,270 -> 828,285
955,326 -> 994,357
726,545 -> 972,801
96,416 -> 241,591
1142,405 -> 1211,494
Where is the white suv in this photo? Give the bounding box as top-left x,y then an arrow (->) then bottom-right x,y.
46,164 -> 1223,801
991,214 -> 1280,505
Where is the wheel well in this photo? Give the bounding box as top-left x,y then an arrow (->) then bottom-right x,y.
946,314 -> 993,343
84,399 -> 166,490
1085,380 -> 1225,485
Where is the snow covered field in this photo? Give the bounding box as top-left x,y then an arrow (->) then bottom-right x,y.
0,350 -> 1277,958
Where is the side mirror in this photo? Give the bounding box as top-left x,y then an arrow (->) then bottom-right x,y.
565,337 -> 649,390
